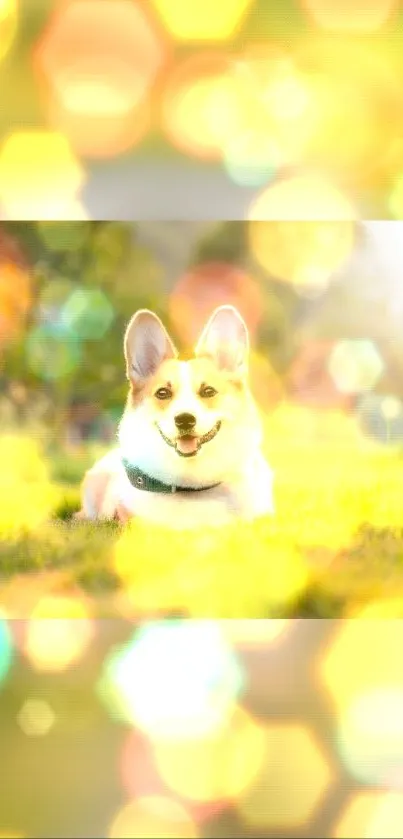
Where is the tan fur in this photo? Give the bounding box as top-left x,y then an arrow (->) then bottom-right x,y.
76,306 -> 274,529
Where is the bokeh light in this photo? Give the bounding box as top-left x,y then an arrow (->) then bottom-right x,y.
26,323 -> 82,381
248,220 -> 355,295
0,131 -> 85,218
230,47 -> 325,171
236,723 -> 333,830
169,261 -> 262,348
248,173 -> 356,221
0,435 -> 58,537
99,622 -> 244,741
223,131 -> 279,187
335,791 -> 403,839
357,393 -> 403,445
113,519 -> 310,618
120,728 -> 227,823
321,620 -> 403,715
0,261 -> 32,343
153,705 -> 267,804
336,686 -> 403,787
17,698 -> 56,737
35,0 -> 166,159
150,0 -> 252,40
162,54 -> 243,160
23,595 -> 93,672
0,615 -> 13,685
60,287 -> 115,340
300,0 -> 397,33
0,0 -> 17,63
109,796 -> 198,839
292,40 -> 402,186
328,340 -> 384,395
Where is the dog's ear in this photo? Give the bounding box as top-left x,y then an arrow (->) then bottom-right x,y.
195,305 -> 249,373
124,310 -> 178,382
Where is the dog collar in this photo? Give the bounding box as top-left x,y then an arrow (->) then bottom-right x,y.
122,458 -> 221,495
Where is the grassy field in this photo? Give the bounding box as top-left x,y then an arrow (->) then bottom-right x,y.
2,403 -> 403,619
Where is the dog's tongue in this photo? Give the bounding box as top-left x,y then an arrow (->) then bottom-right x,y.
176,435 -> 199,455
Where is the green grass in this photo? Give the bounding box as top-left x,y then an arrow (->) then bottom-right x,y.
3,407 -> 403,618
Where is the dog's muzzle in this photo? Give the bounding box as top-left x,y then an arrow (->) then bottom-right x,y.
156,420 -> 222,457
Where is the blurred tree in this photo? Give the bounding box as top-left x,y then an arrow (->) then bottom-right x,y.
1,221 -> 166,445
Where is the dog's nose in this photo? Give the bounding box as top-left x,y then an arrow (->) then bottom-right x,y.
174,412 -> 197,432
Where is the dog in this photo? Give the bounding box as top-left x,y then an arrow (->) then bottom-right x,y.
75,304 -> 275,529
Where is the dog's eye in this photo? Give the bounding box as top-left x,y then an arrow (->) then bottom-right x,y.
155,387 -> 172,400
199,385 -> 218,398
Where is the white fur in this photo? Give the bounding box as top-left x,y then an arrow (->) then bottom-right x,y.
80,305 -> 275,529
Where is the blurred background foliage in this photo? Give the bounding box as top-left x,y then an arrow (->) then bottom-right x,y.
0,219 -> 299,454
3,218 -> 403,459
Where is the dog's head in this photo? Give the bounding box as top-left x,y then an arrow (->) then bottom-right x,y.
118,305 -> 263,485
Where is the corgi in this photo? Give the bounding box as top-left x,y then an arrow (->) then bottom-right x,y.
75,305 -> 275,529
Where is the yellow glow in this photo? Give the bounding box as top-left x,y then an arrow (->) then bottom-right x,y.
55,74 -> 140,117
0,132 -> 85,219
150,0 -> 252,40
237,723 -> 333,828
36,0 -> 164,89
301,0 -> 397,32
162,58 -> 243,160
24,596 -> 93,672
321,620 -> 403,714
0,0 -> 17,62
0,435 -> 58,537
114,518 -> 310,618
292,40 -> 400,184
48,89 -> 151,159
249,174 -> 356,221
334,791 -> 403,839
229,54 -> 323,170
109,796 -> 198,839
328,340 -> 384,395
389,172 -> 403,219
154,705 -> 266,803
17,698 -> 56,737
337,686 -> 403,785
352,597 -> 403,618
249,220 -> 354,292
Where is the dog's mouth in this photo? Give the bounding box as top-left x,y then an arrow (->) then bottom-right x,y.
156,421 -> 222,458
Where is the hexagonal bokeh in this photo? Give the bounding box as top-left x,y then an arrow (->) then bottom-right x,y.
336,685 -> 403,787
320,620 -> 403,716
98,622 -> 245,742
61,287 -> 115,340
0,131 -> 85,218
34,0 -> 166,157
26,323 -> 82,382
328,339 -> 384,394
334,790 -> 403,839
236,723 -> 333,830
36,0 -> 164,90
150,0 -> 253,40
